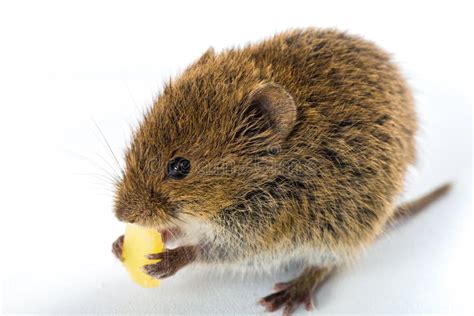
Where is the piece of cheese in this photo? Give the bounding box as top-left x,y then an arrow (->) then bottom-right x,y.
122,224 -> 164,288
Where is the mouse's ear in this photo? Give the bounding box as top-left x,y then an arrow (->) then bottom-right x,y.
241,83 -> 297,142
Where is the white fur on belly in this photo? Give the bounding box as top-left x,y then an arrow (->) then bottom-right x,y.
178,215 -> 343,276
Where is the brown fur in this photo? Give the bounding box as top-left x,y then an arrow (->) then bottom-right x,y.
112,28 -> 448,313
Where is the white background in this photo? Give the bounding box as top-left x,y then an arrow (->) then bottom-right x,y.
1,0 -> 472,314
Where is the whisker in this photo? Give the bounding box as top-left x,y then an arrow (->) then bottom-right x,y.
79,178 -> 117,196
122,79 -> 142,114
65,150 -> 119,182
73,172 -> 118,187
167,227 -> 178,241
93,152 -> 120,180
91,118 -> 123,176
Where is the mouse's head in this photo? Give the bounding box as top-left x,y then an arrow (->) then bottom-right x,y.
114,49 -> 297,230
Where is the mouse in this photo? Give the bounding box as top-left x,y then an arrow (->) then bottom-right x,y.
111,28 -> 451,315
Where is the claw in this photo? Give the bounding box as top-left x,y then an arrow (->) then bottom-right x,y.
259,266 -> 333,316
145,252 -> 164,260
143,245 -> 197,280
260,287 -> 314,315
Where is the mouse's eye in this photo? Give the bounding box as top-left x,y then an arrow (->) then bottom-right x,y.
166,157 -> 191,180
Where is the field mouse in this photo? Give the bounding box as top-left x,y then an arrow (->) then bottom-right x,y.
111,28 -> 451,315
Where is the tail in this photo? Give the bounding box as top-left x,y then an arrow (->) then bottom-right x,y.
391,183 -> 452,222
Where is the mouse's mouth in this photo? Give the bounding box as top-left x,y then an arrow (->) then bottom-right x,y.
158,227 -> 182,243
159,227 -> 183,244
131,217 -> 183,243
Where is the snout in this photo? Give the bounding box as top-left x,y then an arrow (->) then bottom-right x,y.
114,204 -> 138,224
114,196 -> 175,228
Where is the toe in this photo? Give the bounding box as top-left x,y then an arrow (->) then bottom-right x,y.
143,258 -> 177,279
273,281 -> 291,291
146,252 -> 164,260
112,235 -> 124,261
304,295 -> 315,311
261,282 -> 318,315
259,290 -> 290,312
143,263 -> 164,279
283,302 -> 297,316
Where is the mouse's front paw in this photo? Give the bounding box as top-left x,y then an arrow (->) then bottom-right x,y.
111,235 -> 124,261
143,245 -> 197,279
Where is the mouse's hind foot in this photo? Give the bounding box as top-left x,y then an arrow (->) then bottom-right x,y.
259,266 -> 333,316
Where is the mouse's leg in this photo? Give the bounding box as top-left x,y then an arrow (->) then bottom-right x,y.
143,245 -> 198,279
259,265 -> 333,316
111,235 -> 124,261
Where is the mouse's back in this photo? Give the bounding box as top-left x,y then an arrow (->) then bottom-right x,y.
196,28 -> 418,256
251,29 -> 418,250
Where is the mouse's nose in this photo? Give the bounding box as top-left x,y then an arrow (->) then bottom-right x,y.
116,213 -> 137,224
114,204 -> 137,224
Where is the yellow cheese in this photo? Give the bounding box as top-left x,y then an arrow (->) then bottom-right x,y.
122,224 -> 164,288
